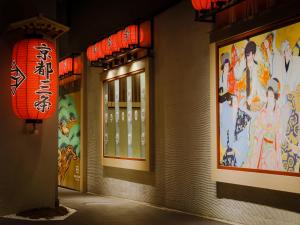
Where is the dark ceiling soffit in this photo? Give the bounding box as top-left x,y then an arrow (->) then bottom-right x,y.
84,0 -> 183,47
209,1 -> 300,43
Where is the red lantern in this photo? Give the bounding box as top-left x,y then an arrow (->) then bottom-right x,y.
116,29 -> 127,49
110,34 -> 120,53
121,25 -> 138,48
95,41 -> 104,59
59,55 -> 82,85
73,55 -> 82,75
191,0 -> 212,11
87,45 -> 98,61
86,46 -> 92,61
139,21 -> 151,48
11,38 -> 57,120
101,38 -> 112,56
64,57 -> 73,74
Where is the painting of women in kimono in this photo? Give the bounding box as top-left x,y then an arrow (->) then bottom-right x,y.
218,20 -> 300,175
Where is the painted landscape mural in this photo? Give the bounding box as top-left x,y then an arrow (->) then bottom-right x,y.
58,92 -> 81,190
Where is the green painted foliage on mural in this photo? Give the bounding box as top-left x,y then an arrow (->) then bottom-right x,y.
58,94 -> 81,157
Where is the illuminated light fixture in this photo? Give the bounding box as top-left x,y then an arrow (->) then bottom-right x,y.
127,52 -> 138,62
191,0 -> 212,11
11,38 -> 57,122
192,0 -> 241,22
59,54 -> 82,86
86,20 -> 152,67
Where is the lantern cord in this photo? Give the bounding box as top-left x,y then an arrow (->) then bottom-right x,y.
25,119 -> 42,134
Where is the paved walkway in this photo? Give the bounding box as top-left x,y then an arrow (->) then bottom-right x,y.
0,188 -> 229,225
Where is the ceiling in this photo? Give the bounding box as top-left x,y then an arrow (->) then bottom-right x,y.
0,0 -> 183,54
57,0 -> 183,55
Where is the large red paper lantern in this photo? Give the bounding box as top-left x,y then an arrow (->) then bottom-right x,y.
11,38 -> 57,120
191,0 -> 212,11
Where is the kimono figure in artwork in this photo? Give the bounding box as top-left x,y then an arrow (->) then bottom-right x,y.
276,40 -> 300,171
276,40 -> 300,105
234,41 -> 268,114
245,78 -> 282,170
219,52 -> 238,165
219,52 -> 236,103
231,41 -> 268,166
260,32 -> 282,80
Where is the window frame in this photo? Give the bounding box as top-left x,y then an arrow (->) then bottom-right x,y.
100,58 -> 150,171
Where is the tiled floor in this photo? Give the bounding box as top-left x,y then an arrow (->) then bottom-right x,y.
0,188 -> 229,225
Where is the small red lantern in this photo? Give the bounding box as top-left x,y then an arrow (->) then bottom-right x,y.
86,46 -> 92,61
65,57 -> 73,74
11,38 -> 57,120
87,45 -> 98,61
139,21 -> 151,48
73,55 -> 82,75
95,41 -> 104,59
101,38 -> 112,56
121,25 -> 138,48
110,34 -> 120,53
116,30 -> 127,49
191,0 -> 212,11
59,55 -> 82,85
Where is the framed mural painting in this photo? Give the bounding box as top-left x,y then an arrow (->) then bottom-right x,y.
216,17 -> 300,180
57,54 -> 84,191
58,91 -> 81,190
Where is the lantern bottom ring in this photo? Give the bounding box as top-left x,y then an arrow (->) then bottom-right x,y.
25,119 -> 43,124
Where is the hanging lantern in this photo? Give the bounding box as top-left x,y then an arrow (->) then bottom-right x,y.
110,34 -> 120,53
101,38 -> 112,56
116,29 -> 126,50
86,46 -> 92,61
64,57 -> 73,74
95,41 -> 104,60
87,44 -> 98,61
59,54 -> 82,85
121,25 -> 138,49
11,38 -> 57,120
191,0 -> 212,11
73,55 -> 82,75
139,21 -> 151,48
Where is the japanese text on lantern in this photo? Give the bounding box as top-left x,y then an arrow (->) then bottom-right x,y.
34,43 -> 53,113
